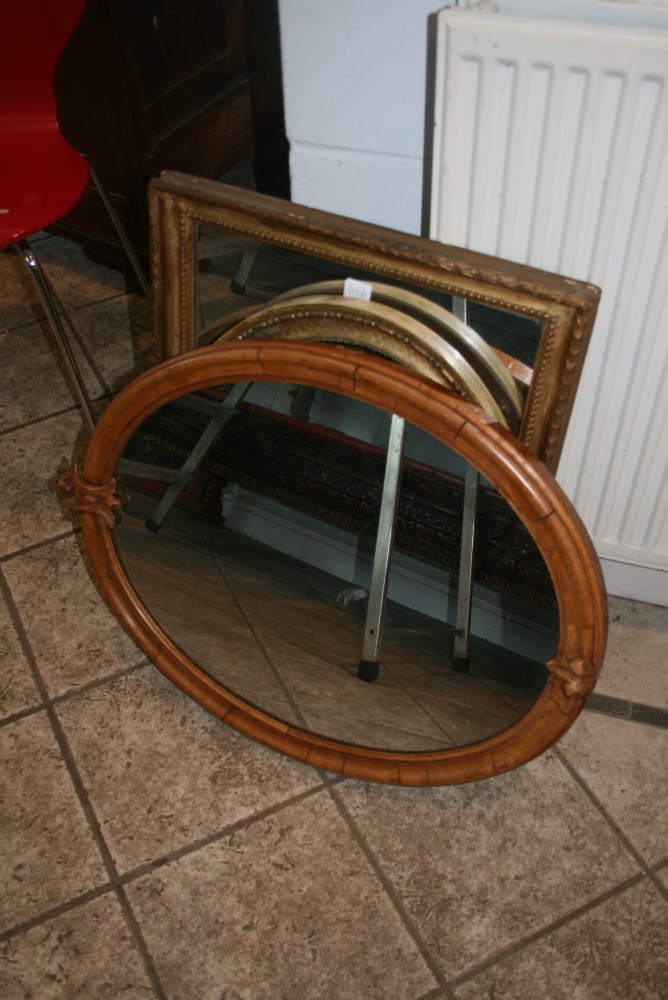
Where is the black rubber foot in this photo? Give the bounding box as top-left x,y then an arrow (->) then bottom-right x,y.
452,655 -> 470,674
231,279 -> 247,295
358,660 -> 380,683
145,517 -> 161,534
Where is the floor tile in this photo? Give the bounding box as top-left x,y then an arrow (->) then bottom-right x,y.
40,237 -> 141,307
595,596 -> 668,709
0,319 -> 101,431
559,712 -> 668,866
56,666 -> 322,873
0,411 -> 84,558
0,893 -> 156,999
337,752 -> 639,979
0,245 -> 39,332
0,591 -> 41,720
0,276 -> 150,432
453,878 -> 668,1000
3,535 -> 143,698
0,237 -> 136,333
0,712 -> 108,934
125,791 -> 439,1000
67,293 -> 154,396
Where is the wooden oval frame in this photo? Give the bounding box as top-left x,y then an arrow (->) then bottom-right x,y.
65,341 -> 607,786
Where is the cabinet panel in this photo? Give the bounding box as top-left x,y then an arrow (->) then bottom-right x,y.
54,0 -> 287,266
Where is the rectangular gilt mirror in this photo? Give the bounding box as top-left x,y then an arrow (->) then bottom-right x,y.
149,171 -> 599,470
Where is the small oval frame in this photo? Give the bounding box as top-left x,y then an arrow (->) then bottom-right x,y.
63,341 -> 607,786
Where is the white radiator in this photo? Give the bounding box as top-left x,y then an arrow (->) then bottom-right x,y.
430,6 -> 668,604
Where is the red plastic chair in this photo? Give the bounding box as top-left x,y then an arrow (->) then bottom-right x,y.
0,0 -> 149,429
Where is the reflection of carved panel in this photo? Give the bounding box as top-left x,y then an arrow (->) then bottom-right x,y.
123,398 -> 556,607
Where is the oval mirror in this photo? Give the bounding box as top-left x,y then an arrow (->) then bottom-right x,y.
64,341 -> 606,785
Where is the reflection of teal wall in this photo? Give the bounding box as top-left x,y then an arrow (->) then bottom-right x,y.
221,485 -> 557,664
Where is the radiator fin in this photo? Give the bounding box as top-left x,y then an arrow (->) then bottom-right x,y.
431,10 -> 668,590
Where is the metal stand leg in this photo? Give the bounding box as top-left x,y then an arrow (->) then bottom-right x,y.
356,294 -> 480,682
231,244 -> 261,295
450,296 -> 478,672
452,462 -> 479,672
136,382 -> 251,532
86,160 -> 151,300
358,413 -> 406,682
357,413 -> 406,681
16,240 -> 97,430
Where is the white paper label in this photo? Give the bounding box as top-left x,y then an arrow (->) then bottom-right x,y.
343,277 -> 373,301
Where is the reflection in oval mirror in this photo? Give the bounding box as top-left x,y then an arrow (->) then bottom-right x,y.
114,377 -> 558,754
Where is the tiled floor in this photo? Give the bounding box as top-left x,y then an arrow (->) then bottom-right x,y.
1,226 -> 667,999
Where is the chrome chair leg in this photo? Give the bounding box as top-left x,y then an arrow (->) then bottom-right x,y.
16,239 -> 97,430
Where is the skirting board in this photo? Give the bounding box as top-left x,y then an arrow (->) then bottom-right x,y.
221,485 -> 559,663
601,558 -> 667,608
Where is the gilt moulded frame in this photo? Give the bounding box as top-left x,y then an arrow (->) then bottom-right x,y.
149,171 -> 600,470
63,341 -> 607,787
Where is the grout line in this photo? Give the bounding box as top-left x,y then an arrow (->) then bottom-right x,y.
45,683 -> 168,994
447,871 -> 647,989
0,529 -> 79,566
0,567 -> 52,708
48,658 -> 151,707
114,781 -> 330,888
113,885 -> 169,1000
4,533 -> 341,957
199,524 -> 312,731
0,884 -> 116,945
585,692 -> 668,730
0,404 -> 83,438
0,551 -> 147,731
0,703 -> 45,729
554,746 -> 668,902
325,783 -> 453,998
0,564 -> 167,993
0,659 -> 152,732
1,281 -> 141,336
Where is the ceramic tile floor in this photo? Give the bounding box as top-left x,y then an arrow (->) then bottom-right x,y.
1,231 -> 667,1000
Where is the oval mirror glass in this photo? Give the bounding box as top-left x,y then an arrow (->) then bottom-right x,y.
65,341 -> 606,785
115,378 -> 557,753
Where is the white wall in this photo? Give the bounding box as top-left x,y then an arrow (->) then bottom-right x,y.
277,0 -> 668,605
278,0 -> 444,234
278,1 -> 668,233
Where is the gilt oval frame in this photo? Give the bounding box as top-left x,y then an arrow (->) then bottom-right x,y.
66,340 -> 607,786
269,279 -> 525,427
216,294 -> 515,428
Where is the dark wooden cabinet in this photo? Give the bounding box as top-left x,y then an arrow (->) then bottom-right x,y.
53,0 -> 288,267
